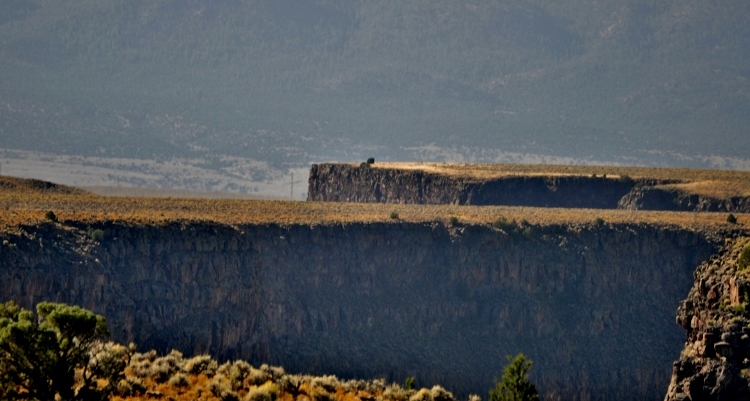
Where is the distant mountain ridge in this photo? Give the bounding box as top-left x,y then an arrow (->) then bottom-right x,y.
1,0 -> 748,190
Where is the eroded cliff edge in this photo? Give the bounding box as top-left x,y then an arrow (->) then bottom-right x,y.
307,163 -> 750,212
0,219 -> 723,400
665,237 -> 750,400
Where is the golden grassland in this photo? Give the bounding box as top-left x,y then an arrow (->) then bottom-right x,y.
361,162 -> 750,198
0,175 -> 746,233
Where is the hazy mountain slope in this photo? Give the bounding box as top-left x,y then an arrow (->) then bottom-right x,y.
1,0 -> 748,187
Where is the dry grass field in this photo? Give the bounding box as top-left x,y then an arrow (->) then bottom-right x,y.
364,162 -> 750,198
0,174 -> 746,232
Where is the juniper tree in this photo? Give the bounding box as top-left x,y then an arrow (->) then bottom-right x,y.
0,301 -> 117,400
489,353 -> 539,401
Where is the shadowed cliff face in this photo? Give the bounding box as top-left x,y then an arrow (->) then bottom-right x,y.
307,164 -> 750,212
665,237 -> 750,401
0,221 -> 719,400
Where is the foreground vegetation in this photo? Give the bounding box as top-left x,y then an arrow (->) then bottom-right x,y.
1,301 -> 539,401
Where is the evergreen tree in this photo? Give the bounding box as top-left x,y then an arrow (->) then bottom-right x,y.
0,301 -> 115,400
489,353 -> 539,401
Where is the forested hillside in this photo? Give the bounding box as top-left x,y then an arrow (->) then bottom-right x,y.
1,1 -> 749,190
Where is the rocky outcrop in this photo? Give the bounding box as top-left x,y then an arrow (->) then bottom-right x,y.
618,187 -> 750,212
308,164 -> 750,212
0,219 -> 723,400
665,237 -> 750,401
307,163 -> 641,207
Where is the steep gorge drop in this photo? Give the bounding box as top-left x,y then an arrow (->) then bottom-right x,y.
0,220 -> 720,400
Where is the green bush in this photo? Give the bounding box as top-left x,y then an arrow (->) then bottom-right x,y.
390,211 -> 400,220
728,214 -> 738,224
492,217 -> 518,233
404,376 -> 416,390
449,216 -> 459,226
739,246 -> 750,271
88,227 -> 106,242
44,210 -> 57,222
0,301 -> 111,401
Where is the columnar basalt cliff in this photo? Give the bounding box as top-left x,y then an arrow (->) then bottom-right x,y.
665,237 -> 750,401
0,220 -> 721,400
307,163 -> 750,212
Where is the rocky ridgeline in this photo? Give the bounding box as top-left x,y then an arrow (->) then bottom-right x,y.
307,163 -> 750,212
666,237 -> 750,400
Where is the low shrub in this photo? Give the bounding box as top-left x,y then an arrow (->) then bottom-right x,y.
728,214 -> 738,224
209,374 -> 239,400
405,376 -> 416,390
383,383 -> 413,401
88,227 -> 106,242
185,354 -> 218,376
149,351 -> 183,383
259,364 -> 285,380
115,377 -> 146,397
168,372 -> 190,388
245,382 -> 280,401
309,387 -> 336,401
390,211 -> 399,220
492,217 -> 516,233
44,210 -> 57,222
225,360 -> 253,390
430,385 -> 455,401
245,367 -> 271,386
130,359 -> 153,379
410,388 -> 434,401
739,246 -> 750,271
311,375 -> 339,392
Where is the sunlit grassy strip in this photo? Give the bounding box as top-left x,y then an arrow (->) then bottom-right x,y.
0,190 -> 744,232
361,162 -> 750,198
368,162 -> 750,181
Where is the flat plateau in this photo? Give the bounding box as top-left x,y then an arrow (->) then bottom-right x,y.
1,172 -> 746,232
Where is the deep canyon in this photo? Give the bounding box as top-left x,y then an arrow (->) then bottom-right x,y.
0,218 -> 723,400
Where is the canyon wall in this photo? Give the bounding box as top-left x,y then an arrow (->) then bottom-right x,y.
307,164 -> 749,212
0,220 -> 721,400
665,237 -> 750,401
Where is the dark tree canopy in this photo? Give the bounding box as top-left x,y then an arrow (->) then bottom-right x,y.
0,301 -> 116,401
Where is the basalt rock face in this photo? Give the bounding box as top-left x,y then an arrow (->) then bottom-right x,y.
617,187 -> 750,213
665,237 -> 750,401
0,221 -> 720,400
307,163 -> 640,207
308,164 -> 749,212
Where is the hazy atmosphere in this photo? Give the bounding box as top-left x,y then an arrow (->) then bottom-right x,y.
1,1 -> 749,198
